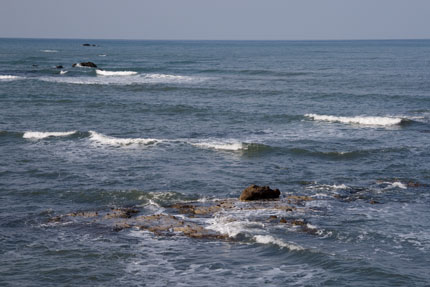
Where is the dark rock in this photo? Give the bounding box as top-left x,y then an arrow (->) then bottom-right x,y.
55,65 -> 63,69
72,62 -> 97,68
82,43 -> 91,46
239,184 -> 280,201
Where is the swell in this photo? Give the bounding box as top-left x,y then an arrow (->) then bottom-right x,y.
287,147 -> 409,160
200,68 -> 309,77
14,129 -> 413,159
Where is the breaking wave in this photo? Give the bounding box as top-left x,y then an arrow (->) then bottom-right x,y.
305,114 -> 407,126
23,131 -> 77,139
88,131 -> 161,147
0,75 -> 24,81
96,69 -> 138,76
37,73 -> 204,85
191,140 -> 245,151
254,235 -> 304,251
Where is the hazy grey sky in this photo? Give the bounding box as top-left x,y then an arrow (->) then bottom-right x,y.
1,0 -> 429,40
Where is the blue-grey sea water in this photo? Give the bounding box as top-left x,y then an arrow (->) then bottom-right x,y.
1,39 -> 430,286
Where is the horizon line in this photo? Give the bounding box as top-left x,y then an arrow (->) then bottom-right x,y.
1,36 -> 430,42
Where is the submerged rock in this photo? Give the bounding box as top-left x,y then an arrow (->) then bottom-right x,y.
239,184 -> 280,201
72,62 -> 97,68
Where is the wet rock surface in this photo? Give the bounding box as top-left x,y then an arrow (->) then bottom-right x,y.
47,181 -> 407,243
48,194 -> 316,241
239,184 -> 280,201
72,62 -> 97,68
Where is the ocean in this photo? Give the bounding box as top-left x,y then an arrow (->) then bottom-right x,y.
0,38 -> 429,286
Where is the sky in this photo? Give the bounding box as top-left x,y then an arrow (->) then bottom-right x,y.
1,0 -> 430,40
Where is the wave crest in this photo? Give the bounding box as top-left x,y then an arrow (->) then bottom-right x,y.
23,131 -> 77,139
41,49 -> 58,53
88,131 -> 161,147
38,73 -> 204,85
0,75 -> 24,81
305,114 -> 405,126
254,235 -> 304,251
191,140 -> 245,151
96,70 -> 138,76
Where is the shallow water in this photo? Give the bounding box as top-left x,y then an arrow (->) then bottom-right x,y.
1,38 -> 430,286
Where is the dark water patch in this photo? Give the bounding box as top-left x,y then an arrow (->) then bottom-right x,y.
0,130 -> 23,139
287,147 -> 407,161
241,143 -> 276,157
52,189 -> 196,207
166,60 -> 197,65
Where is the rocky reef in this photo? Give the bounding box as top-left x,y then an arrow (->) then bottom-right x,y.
48,185 -> 319,241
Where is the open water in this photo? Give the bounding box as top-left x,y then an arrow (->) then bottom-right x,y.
1,38 -> 430,286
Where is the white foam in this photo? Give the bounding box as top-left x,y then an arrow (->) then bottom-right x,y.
143,73 -> 196,82
37,73 -> 203,85
382,181 -> 408,190
98,54 -> 107,57
0,75 -> 23,81
23,131 -> 77,139
305,114 -> 404,126
191,140 -> 245,151
88,131 -> 161,147
41,49 -> 58,53
96,69 -> 138,76
307,183 -> 350,191
254,235 -> 304,251
60,70 -> 68,75
206,214 -> 265,238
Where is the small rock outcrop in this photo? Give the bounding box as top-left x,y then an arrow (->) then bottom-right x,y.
239,184 -> 280,201
55,65 -> 63,69
72,62 -> 97,68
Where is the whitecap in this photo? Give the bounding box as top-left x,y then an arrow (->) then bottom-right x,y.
305,114 -> 404,126
23,131 -> 77,139
205,216 -> 265,238
98,54 -> 107,57
0,75 -> 23,81
191,139 -> 245,151
41,49 -> 58,53
88,131 -> 161,147
253,235 -> 304,251
37,73 -> 204,85
307,183 -> 350,191
96,69 -> 138,76
60,70 -> 68,75
142,73 -> 197,83
380,181 -> 408,190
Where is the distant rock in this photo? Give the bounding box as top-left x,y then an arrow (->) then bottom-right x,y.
82,43 -> 97,47
55,65 -> 63,69
239,184 -> 280,201
72,62 -> 97,68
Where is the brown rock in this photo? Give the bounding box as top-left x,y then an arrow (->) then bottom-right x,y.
239,185 -> 280,201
